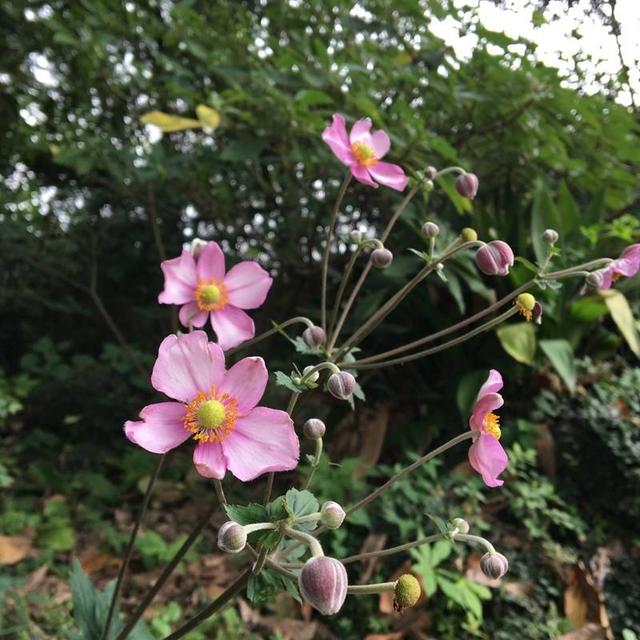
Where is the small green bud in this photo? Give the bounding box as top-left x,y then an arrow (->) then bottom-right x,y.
451,517 -> 469,534
320,501 -> 345,529
516,292 -> 536,311
461,227 -> 478,242
394,574 -> 421,611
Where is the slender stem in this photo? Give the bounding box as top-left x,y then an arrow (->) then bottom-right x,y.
283,525 -> 324,557
545,258 -> 613,278
321,173 -> 351,332
341,534 -> 443,565
244,522 -> 278,535
213,479 -> 227,507
294,513 -> 322,524
434,166 -> 466,178
347,582 -> 396,595
162,569 -> 252,640
328,244 -> 366,340
101,455 -> 165,640
263,473 -> 275,506
344,306 -> 519,370
303,437 -> 323,490
115,503 -> 216,640
227,317 -> 314,355
454,533 -> 496,554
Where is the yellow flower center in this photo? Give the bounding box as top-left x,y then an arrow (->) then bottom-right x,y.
184,386 -> 238,443
195,279 -> 228,312
484,412 -> 501,439
612,271 -> 622,283
515,293 -> 536,322
351,141 -> 378,168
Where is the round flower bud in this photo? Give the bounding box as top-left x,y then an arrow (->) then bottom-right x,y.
475,240 -> 514,276
424,179 -> 434,192
585,270 -> 605,290
320,501 -> 346,529
217,521 -> 247,554
303,365 -> 320,384
451,517 -> 469,534
327,371 -> 356,400
303,418 -> 326,440
349,229 -> 363,244
371,248 -> 393,269
480,552 -> 509,579
394,574 -> 421,611
302,326 -> 326,349
455,173 -> 479,199
542,228 -> 559,245
516,293 -> 536,312
425,166 -> 437,180
461,227 -> 478,242
298,556 -> 348,616
422,221 -> 440,238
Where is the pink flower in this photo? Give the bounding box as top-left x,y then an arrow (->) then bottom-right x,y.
468,369 -> 508,488
322,114 -> 408,191
594,244 -> 640,289
158,241 -> 272,351
124,331 -> 299,481
475,241 -> 514,276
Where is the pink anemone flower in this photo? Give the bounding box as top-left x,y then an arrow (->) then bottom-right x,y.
322,114 -> 408,192
158,241 -> 272,351
594,243 -> 640,289
468,369 -> 509,488
124,331 -> 299,481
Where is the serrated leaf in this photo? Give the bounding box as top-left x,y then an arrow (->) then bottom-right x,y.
431,539 -> 452,566
600,289 -> 640,357
425,513 -> 449,536
140,111 -> 202,132
284,488 -> 319,531
195,104 -> 220,129
273,371 -> 306,393
496,322 -> 537,365
224,503 -> 268,525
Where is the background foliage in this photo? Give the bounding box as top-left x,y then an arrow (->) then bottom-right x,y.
1,0 -> 639,638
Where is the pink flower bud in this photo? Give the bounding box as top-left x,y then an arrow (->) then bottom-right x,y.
585,270 -> 605,290
542,229 -> 559,245
475,241 -> 514,276
320,501 -> 345,529
327,371 -> 356,400
480,552 -> 509,579
455,173 -> 479,199
217,521 -> 247,554
298,556 -> 348,615
303,418 -> 326,440
302,326 -> 326,349
371,248 -> 393,269
422,221 -> 440,238
425,166 -> 438,180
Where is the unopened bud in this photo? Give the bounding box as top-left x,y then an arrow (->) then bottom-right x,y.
425,166 -> 437,180
302,326 -> 326,349
585,270 -> 605,290
190,238 -> 208,258
475,240 -> 514,276
461,227 -> 478,243
349,229 -> 363,244
371,247 -> 393,269
298,556 -> 348,615
320,501 -> 346,529
422,221 -> 440,238
303,366 -> 320,383
217,521 -> 247,554
542,228 -> 559,245
455,173 -> 479,199
327,371 -> 356,400
424,179 -> 434,192
480,552 -> 509,579
451,517 -> 469,534
303,418 -> 326,440
394,574 -> 421,611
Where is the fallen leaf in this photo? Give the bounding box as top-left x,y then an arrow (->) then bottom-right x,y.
0,534 -> 32,565
140,111 -> 202,132
558,623 -> 607,640
564,562 -> 612,640
18,564 -> 48,594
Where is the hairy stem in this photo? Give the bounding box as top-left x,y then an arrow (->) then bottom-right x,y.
347,582 -> 396,594
227,317 -> 314,355
341,534 -> 443,564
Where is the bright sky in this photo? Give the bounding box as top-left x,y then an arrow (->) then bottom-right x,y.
431,0 -> 640,105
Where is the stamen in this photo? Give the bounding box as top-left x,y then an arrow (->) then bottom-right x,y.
483,412 -> 501,439
351,142 -> 378,168
195,278 -> 229,312
184,386 -> 239,443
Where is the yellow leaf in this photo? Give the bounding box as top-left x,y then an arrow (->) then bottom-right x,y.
0,534 -> 32,565
140,111 -> 202,132
600,289 -> 640,358
196,104 -> 221,129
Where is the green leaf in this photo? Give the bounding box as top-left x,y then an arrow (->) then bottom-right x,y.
496,322 -> 537,365
539,339 -> 576,392
273,371 -> 306,393
220,139 -> 266,162
455,370 -> 488,419
436,174 -> 472,214
284,488 -> 320,531
531,180 -> 561,263
570,297 -> 608,322
431,540 -> 452,566
70,559 -> 100,640
224,502 -> 268,526
514,256 -> 540,274
294,89 -> 334,109
425,513 -> 449,536
600,289 -> 640,357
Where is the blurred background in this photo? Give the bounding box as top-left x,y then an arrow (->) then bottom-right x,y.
1,1 -> 639,638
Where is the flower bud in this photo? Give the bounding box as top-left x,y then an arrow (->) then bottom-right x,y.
394,574 -> 421,611
451,517 -> 469,534
298,556 -> 348,615
475,240 -> 514,276
422,221 -> 440,238
425,166 -> 437,180
320,501 -> 345,529
516,292 -> 536,312
217,521 -> 247,554
585,270 -> 605,290
302,326 -> 326,349
461,227 -> 478,242
371,247 -> 393,269
327,371 -> 356,400
349,229 -> 363,244
303,365 -> 320,383
542,228 -> 559,245
480,552 -> 509,579
303,418 -> 326,440
455,173 -> 479,199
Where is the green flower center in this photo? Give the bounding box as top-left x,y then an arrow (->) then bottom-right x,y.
200,284 -> 221,304
197,400 -> 226,430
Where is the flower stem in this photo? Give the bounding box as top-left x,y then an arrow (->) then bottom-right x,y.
347,582 -> 396,595
453,533 -> 496,554
340,534 -> 444,564
213,479 -> 227,507
227,317 -> 314,355
303,437 -> 323,490
321,173 -> 351,332
101,454 -> 165,640
283,525 -> 324,557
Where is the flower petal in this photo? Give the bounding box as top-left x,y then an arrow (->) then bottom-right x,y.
469,392 -> 504,431
349,117 -> 373,144
218,356 -> 268,415
193,441 -> 227,479
477,369 -> 504,398
158,250 -> 197,304
596,266 -> 613,289
370,130 -> 390,159
350,164 -> 378,188
210,306 -> 255,351
178,302 -> 208,328
224,261 -> 273,309
322,114 -> 355,166
222,407 -> 299,481
367,162 -> 409,192
196,242 -> 226,281
468,433 -> 508,488
151,331 -> 226,402
124,402 -> 189,454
